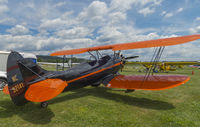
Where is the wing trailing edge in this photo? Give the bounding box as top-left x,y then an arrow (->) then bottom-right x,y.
51,34 -> 200,56
107,75 -> 190,90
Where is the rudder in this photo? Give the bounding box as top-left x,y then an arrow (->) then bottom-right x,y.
7,51 -> 28,106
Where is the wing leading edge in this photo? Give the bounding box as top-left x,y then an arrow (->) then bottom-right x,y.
51,34 -> 200,56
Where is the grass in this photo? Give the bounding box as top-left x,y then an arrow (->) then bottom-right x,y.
0,65 -> 200,127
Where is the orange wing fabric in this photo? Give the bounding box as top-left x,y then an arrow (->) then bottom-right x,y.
25,79 -> 68,102
51,34 -> 200,56
3,85 -> 9,95
107,75 -> 190,90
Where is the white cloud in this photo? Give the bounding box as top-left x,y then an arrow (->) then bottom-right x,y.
195,17 -> 200,21
0,0 -> 8,14
161,11 -> 166,16
79,1 -> 108,20
162,8 -> 183,18
138,7 -> 155,16
0,5 -> 8,14
0,0 -> 199,61
39,15 -> 77,31
6,25 -> 30,35
0,17 -> 16,24
54,1 -> 67,7
164,12 -> 173,18
0,34 -> 93,54
177,8 -> 183,13
189,26 -> 200,34
56,27 -> 92,39
110,0 -> 162,12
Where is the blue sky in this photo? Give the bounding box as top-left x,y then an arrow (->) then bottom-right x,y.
0,0 -> 200,61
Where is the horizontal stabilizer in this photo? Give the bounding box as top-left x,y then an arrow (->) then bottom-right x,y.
25,79 -> 68,102
107,75 -> 190,90
3,85 -> 9,95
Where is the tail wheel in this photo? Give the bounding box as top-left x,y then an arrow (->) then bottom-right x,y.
40,101 -> 48,108
0,78 -> 7,90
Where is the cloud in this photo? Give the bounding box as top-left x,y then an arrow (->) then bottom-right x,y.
110,0 -> 162,12
164,12 -> 173,18
0,0 -> 8,14
54,1 -> 67,8
0,0 -> 199,61
138,7 -> 155,16
0,34 -> 93,54
161,7 -> 183,18
6,25 -> 30,35
79,1 -> 108,21
195,17 -> 200,21
177,8 -> 183,13
0,17 -> 16,24
55,27 -> 92,39
39,18 -> 76,31
189,26 -> 200,34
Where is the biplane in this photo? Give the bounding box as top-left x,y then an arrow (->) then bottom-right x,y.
2,34 -> 200,108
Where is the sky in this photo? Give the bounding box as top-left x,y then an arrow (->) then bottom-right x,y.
0,0 -> 200,61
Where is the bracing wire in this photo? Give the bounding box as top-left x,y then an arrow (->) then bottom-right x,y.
140,46 -> 165,87
18,61 -> 45,80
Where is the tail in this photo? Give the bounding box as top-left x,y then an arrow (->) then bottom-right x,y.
6,51 -> 68,105
6,51 -> 47,106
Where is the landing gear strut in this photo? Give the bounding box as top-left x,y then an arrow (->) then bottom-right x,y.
40,101 -> 48,108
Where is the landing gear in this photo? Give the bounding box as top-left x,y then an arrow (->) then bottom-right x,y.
91,83 -> 101,87
40,101 -> 48,108
125,89 -> 135,93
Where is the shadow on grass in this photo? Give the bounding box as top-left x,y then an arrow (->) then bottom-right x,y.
51,87 -> 175,110
0,100 -> 54,124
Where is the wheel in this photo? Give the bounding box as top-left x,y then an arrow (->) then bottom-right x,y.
0,78 -> 7,91
125,89 -> 135,93
91,83 -> 101,87
40,101 -> 48,108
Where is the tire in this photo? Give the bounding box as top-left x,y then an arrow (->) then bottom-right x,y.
0,78 -> 7,90
40,101 -> 48,108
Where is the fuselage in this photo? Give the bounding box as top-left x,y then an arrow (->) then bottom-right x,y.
51,54 -> 123,91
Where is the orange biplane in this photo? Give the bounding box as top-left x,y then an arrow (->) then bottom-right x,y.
3,34 -> 200,108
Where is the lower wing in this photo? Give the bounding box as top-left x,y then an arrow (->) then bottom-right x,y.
107,75 -> 190,90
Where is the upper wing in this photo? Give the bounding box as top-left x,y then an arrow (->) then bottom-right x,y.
51,34 -> 200,56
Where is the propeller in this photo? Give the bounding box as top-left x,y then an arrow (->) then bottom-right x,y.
121,55 -> 139,72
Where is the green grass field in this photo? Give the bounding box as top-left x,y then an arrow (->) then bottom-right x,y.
0,65 -> 200,127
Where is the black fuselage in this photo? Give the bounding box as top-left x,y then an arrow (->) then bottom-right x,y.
52,55 -> 123,91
